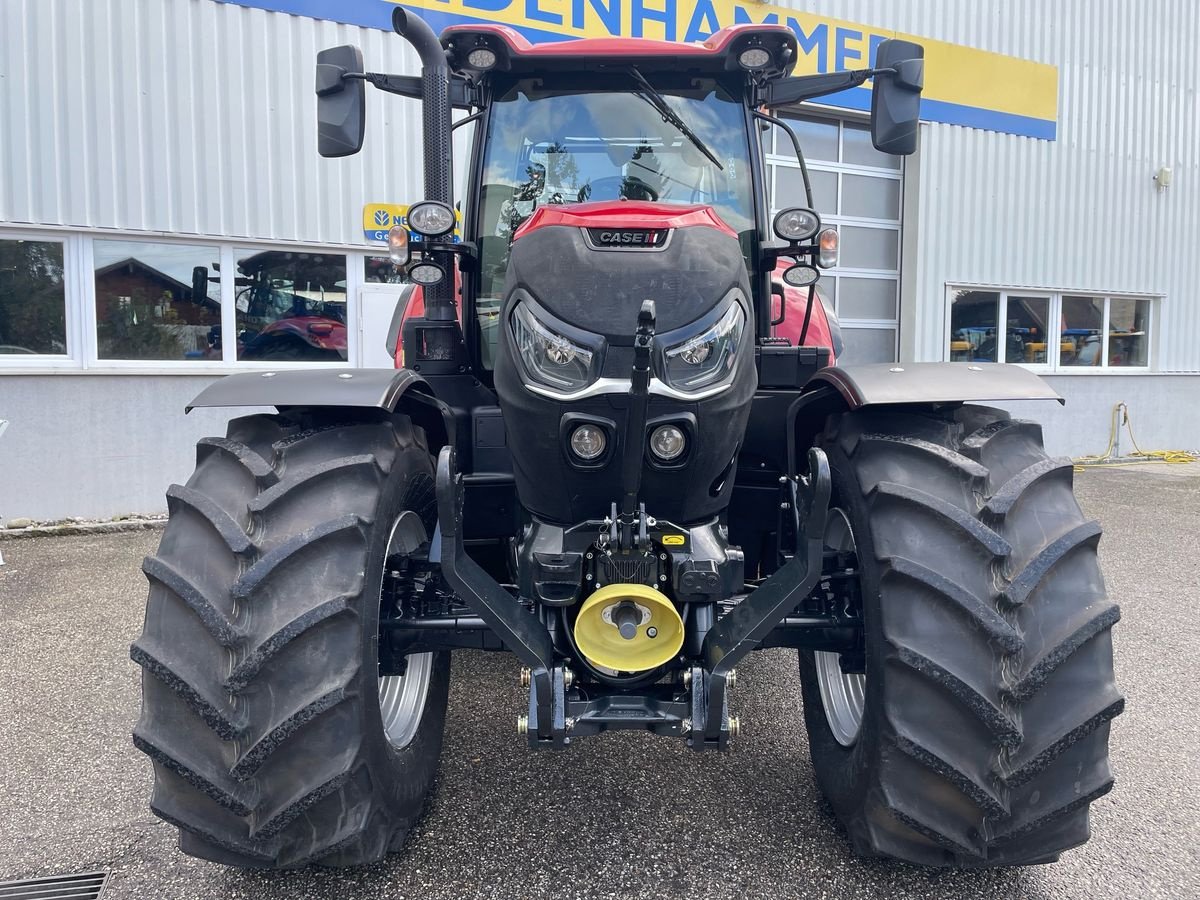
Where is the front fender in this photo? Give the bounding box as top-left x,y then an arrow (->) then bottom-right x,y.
804,361 -> 1062,408
785,362 -> 1061,475
186,367 -> 453,450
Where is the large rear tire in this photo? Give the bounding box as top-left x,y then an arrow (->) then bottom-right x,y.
132,411 -> 449,868
800,404 -> 1123,866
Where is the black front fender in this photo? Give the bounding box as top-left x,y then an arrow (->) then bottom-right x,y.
186,367 -> 454,450
805,361 -> 1062,408
785,362 -> 1062,475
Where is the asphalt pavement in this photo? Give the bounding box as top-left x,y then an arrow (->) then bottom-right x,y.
1,466 -> 1197,899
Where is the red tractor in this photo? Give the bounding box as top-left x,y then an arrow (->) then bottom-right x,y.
133,12 -> 1121,871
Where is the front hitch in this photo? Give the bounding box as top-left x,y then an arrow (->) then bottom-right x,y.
435,423 -> 833,751
692,447 -> 832,749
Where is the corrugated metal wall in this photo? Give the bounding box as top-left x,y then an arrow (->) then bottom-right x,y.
0,0 -> 430,246
795,0 -> 1200,371
2,0 -> 1198,369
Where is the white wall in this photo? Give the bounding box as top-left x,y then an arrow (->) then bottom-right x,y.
0,0 -> 428,245
1004,375 -> 1200,459
0,375 -> 257,523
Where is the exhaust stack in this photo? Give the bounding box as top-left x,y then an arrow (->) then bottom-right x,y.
391,8 -> 457,327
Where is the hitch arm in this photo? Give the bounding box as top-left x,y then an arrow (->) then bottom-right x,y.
695,448 -> 832,748
435,446 -> 559,742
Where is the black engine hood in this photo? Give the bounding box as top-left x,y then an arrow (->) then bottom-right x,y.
502,213 -> 749,342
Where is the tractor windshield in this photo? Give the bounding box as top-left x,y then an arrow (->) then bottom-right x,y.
474,77 -> 754,366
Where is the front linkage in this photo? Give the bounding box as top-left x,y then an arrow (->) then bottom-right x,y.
422,442 -> 838,751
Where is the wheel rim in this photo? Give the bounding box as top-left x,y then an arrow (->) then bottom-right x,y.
815,508 -> 866,748
378,512 -> 434,750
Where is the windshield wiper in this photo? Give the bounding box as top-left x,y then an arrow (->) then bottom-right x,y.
627,67 -> 724,171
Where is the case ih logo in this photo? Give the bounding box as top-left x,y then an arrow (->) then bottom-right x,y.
587,229 -> 669,249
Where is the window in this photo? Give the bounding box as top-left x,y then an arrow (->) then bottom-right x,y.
93,240 -> 222,361
234,250 -> 348,362
767,115 -> 903,364
365,256 -> 410,285
948,287 -> 1155,370
0,238 -> 68,356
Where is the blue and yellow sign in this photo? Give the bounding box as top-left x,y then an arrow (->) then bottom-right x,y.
363,202 -> 462,241
220,0 -> 1058,139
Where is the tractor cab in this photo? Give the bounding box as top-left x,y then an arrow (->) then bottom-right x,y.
319,21 -> 922,390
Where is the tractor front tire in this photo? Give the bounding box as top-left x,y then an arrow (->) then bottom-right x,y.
800,404 -> 1123,866
132,411 -> 449,868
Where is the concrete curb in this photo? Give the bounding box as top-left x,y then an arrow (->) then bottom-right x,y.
0,518 -> 167,540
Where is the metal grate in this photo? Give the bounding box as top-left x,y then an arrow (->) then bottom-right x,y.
0,872 -> 108,900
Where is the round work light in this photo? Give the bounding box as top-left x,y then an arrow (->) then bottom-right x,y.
570,424 -> 607,461
406,201 -> 456,237
649,424 -> 686,462
408,261 -> 446,286
466,46 -> 498,70
738,47 -> 772,70
773,207 -> 821,242
782,264 -> 820,288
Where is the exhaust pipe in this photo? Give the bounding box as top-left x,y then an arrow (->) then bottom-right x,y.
392,7 -> 456,325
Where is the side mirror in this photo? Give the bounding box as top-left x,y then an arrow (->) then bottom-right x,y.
316,45 -> 366,158
870,39 -> 924,156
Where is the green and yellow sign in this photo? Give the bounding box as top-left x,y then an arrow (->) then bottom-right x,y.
218,0 -> 1058,139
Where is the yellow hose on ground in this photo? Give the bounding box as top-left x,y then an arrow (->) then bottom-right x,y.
1073,402 -> 1198,470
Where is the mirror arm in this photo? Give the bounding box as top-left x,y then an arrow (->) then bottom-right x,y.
765,66 -> 900,107
344,72 -> 478,109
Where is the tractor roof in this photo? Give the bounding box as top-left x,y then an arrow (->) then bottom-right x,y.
440,23 -> 800,78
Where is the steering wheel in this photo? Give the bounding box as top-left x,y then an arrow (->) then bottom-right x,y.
581,175 -> 660,203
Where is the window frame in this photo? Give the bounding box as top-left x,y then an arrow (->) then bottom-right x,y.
0,231 -> 82,369
945,284 -> 1159,373
764,111 -> 905,364
230,245 -> 356,369
84,235 -> 233,369
0,225 -> 374,374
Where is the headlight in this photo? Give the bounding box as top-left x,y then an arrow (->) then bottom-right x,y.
511,302 -> 602,393
407,260 -> 445,286
659,302 -> 745,393
774,207 -> 821,242
407,201 -> 456,237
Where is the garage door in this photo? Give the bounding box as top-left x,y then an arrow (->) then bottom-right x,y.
766,114 -> 902,364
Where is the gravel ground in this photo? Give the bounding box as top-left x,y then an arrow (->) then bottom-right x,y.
0,466 -> 1196,899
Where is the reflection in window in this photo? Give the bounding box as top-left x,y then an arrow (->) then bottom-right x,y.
94,240 -> 222,361
235,251 -> 347,362
1061,296 -> 1105,367
1006,296 -> 1051,363
365,256 -> 410,285
949,287 -> 1155,370
842,122 -> 902,169
0,239 -> 67,355
950,290 -> 1000,362
1108,298 -> 1149,367
779,115 -> 839,162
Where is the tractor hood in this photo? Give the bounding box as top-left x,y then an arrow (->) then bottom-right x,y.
493,200 -> 759,526
505,201 -> 749,341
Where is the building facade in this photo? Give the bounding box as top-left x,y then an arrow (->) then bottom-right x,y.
1,0 -> 1197,523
